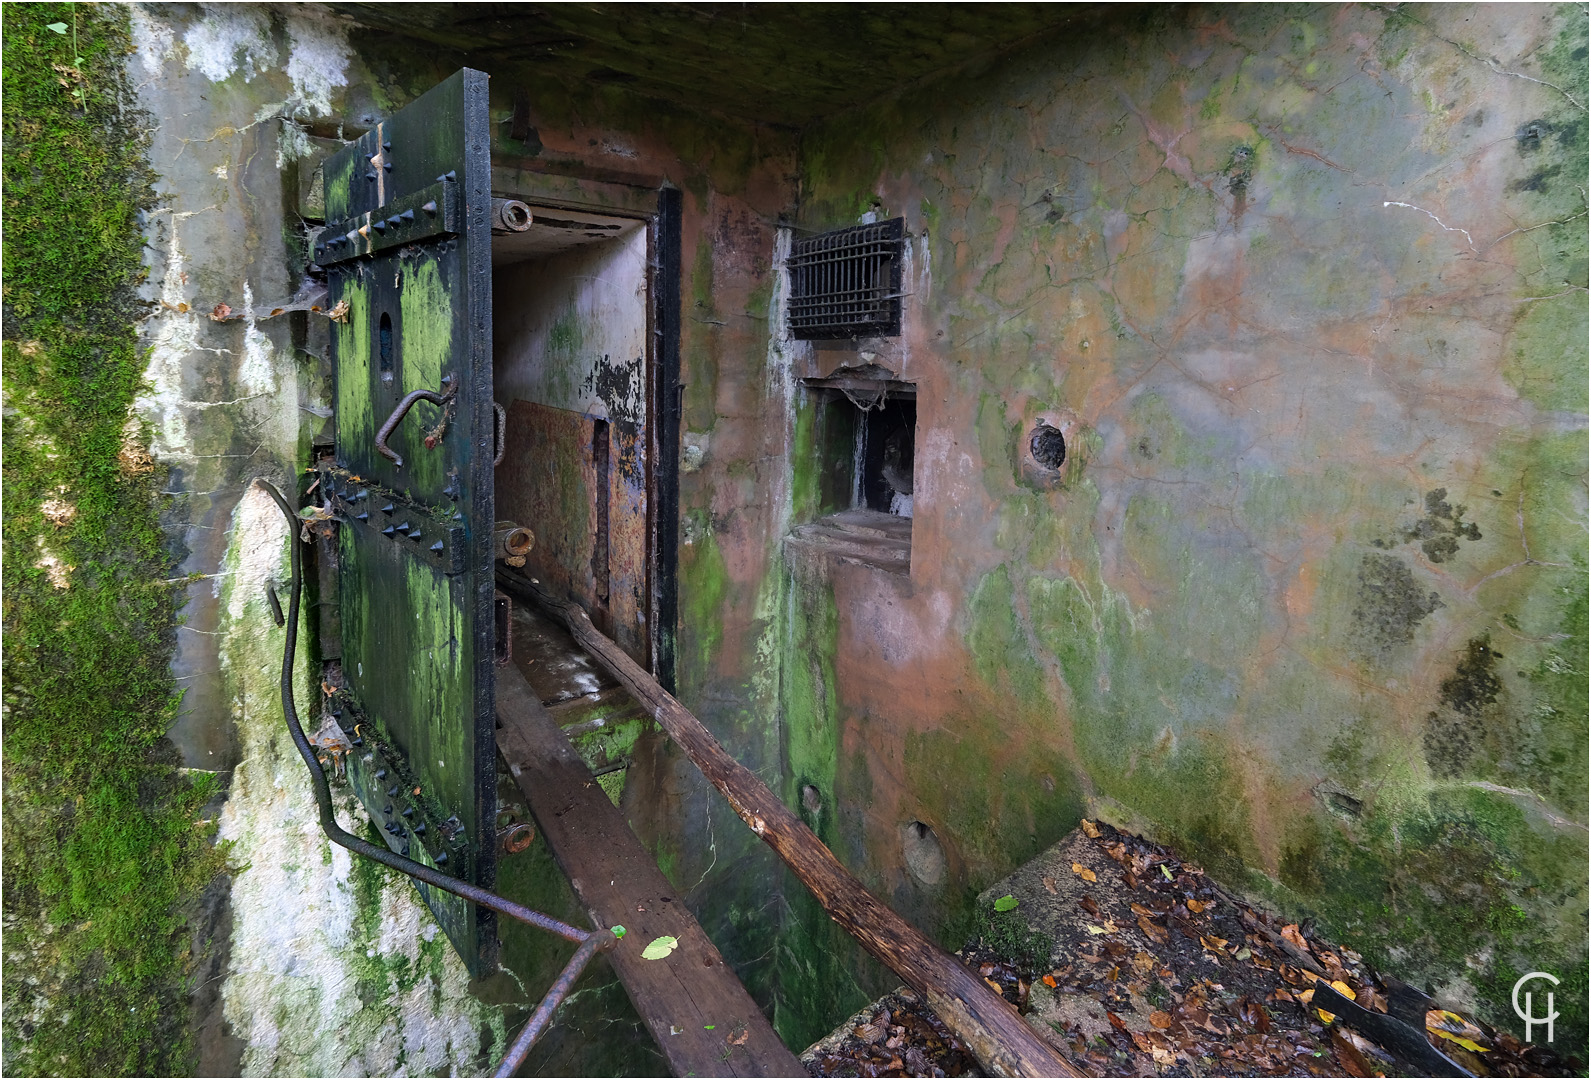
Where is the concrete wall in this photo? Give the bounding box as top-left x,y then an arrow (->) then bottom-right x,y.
772,0 -> 1588,1047
125,0 -> 1584,1068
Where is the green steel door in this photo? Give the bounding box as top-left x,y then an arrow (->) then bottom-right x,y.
314,69 -> 497,974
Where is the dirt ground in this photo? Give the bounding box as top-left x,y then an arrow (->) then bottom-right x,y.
801,822 -> 1576,1078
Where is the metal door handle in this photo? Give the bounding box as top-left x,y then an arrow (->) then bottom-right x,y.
375,377 -> 455,467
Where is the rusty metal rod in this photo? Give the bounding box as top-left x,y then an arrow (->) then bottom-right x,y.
374,383 -> 454,467
493,930 -> 609,1078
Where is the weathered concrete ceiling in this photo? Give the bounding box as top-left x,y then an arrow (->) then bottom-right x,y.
328,2 -> 1118,128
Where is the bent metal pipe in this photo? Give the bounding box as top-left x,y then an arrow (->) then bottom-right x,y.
257,479 -> 612,1075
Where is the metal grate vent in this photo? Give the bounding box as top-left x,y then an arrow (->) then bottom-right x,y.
787,218 -> 905,339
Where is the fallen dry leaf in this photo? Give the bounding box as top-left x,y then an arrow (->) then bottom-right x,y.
1331,1026 -> 1372,1078
1186,897 -> 1207,913
1280,923 -> 1309,950
1041,974 -> 1057,988
326,299 -> 351,323
1071,861 -> 1097,883
727,1028 -> 748,1046
1200,935 -> 1229,951
1041,875 -> 1058,894
1132,951 -> 1156,973
1080,818 -> 1101,838
1150,1045 -> 1176,1066
1149,1011 -> 1173,1030
1137,915 -> 1169,944
209,302 -> 233,321
1426,1009 -> 1490,1053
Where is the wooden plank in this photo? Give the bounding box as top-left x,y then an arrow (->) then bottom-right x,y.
501,570 -> 1080,1079
495,663 -> 802,1078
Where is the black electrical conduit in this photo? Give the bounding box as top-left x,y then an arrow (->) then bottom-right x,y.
259,480 -> 615,1078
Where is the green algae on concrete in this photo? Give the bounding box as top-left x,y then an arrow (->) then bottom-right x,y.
785,2 -> 1588,1051
966,564 -> 1050,710
677,511 -> 729,696
781,565 -> 842,844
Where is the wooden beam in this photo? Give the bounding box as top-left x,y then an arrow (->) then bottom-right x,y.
501,571 -> 1080,1078
496,662 -> 804,1078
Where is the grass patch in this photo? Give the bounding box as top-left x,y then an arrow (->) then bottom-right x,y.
2,4 -> 226,1074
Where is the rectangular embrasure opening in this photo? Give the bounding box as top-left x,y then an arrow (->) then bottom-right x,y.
790,377 -> 915,572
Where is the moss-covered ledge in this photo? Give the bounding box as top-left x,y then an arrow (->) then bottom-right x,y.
2,4 -> 226,1074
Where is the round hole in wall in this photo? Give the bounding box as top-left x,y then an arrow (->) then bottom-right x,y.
902,820 -> 946,886
1030,422 -> 1066,470
800,784 -> 823,817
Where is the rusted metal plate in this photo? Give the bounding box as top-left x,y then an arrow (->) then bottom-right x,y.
324,68 -> 498,975
315,177 -> 461,265
496,400 -> 600,609
495,399 -> 649,666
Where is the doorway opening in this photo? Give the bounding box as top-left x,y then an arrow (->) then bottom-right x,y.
489,204 -> 651,667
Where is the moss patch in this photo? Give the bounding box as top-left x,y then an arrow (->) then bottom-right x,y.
1284,786 -> 1589,1054
2,4 -> 226,1074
